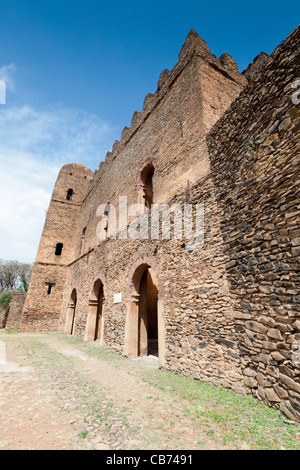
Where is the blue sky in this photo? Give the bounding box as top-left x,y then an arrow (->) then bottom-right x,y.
0,0 -> 299,263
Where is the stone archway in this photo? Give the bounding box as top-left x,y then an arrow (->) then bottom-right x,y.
124,257 -> 165,366
85,275 -> 105,343
64,288 -> 77,335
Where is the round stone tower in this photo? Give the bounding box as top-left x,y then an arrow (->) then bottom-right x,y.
21,163 -> 94,331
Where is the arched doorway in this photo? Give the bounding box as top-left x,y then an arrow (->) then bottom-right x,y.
64,288 -> 77,335
85,277 -> 105,343
125,259 -> 165,365
139,267 -> 158,356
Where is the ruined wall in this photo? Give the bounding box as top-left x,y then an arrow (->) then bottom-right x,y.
59,175 -> 246,393
5,292 -> 27,329
0,292 -> 27,329
21,25 -> 300,421
207,26 -> 300,421
0,306 -> 8,329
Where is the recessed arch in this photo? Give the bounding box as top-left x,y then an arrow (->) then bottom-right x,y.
64,288 -> 77,335
124,256 -> 165,366
136,159 -> 156,211
84,274 -> 106,343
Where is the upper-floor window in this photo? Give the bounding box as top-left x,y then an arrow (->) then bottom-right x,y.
66,188 -> 74,201
55,242 -> 63,256
138,162 -> 155,211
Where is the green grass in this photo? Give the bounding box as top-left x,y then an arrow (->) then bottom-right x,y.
138,368 -> 300,450
4,326 -> 20,334
57,333 -> 300,450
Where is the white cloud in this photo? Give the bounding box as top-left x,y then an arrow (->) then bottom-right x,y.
0,102 -> 116,263
0,151 -> 56,263
0,63 -> 16,92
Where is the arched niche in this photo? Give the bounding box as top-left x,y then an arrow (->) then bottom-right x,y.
84,274 -> 106,343
64,288 -> 77,335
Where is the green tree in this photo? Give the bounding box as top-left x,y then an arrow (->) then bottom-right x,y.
0,260 -> 33,294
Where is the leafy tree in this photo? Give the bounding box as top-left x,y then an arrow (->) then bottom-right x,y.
0,260 -> 33,294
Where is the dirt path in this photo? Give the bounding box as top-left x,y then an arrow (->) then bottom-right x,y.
0,335 -> 86,450
0,331 -> 219,450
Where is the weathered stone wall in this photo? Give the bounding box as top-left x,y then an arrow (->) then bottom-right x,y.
0,292 -> 27,329
207,25 -> 300,420
0,305 -> 8,329
5,292 -> 27,329
59,175 -> 246,393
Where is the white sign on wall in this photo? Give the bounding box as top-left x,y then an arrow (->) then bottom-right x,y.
113,293 -> 122,303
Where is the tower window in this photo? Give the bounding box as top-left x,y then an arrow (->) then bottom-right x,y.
55,243 -> 63,256
66,188 -> 74,201
45,282 -> 55,295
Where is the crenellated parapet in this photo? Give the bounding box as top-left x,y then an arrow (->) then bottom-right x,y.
101,28 -> 247,167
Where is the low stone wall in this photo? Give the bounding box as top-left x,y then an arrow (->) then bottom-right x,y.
0,305 -> 8,329
5,292 -> 27,329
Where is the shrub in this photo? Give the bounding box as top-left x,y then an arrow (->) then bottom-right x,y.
0,291 -> 12,308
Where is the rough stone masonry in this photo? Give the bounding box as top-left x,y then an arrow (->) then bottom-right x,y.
19,26 -> 300,421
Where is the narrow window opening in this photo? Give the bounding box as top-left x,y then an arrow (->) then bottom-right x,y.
66,188 -> 74,201
55,242 -> 63,256
46,283 -> 54,295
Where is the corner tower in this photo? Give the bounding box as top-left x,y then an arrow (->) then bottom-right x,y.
21,163 -> 94,331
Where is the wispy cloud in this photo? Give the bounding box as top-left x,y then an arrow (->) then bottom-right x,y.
0,63 -> 16,92
0,100 -> 116,263
0,104 -> 115,165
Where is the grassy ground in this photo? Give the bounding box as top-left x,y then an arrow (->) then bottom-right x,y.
1,330 -> 300,450
137,368 -> 300,450
48,333 -> 300,450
